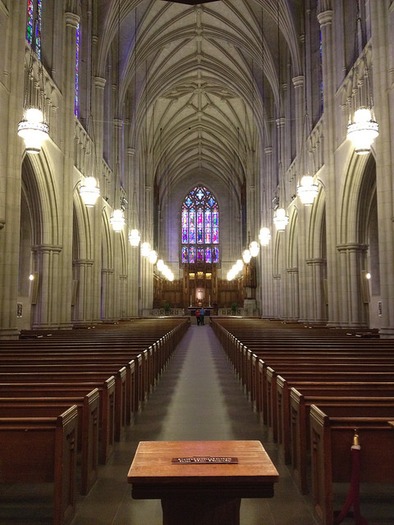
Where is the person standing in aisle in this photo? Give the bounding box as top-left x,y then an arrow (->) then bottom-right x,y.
195,309 -> 201,325
199,307 -> 205,325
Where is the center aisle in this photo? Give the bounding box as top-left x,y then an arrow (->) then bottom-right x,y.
71,324 -> 318,525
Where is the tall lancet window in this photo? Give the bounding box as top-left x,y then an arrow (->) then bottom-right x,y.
74,22 -> 80,116
26,0 -> 42,59
181,186 -> 220,264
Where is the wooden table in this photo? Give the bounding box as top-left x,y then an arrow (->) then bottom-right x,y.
127,440 -> 279,525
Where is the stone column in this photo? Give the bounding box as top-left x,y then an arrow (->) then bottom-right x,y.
72,259 -> 94,325
260,148 -> 275,319
337,243 -> 369,328
0,3 -> 26,338
306,258 -> 327,324
31,244 -> 62,329
317,6 -> 341,327
91,76 -> 107,323
101,268 -> 115,321
119,274 -> 128,319
370,1 -> 394,337
57,10 -> 80,329
286,267 -> 299,321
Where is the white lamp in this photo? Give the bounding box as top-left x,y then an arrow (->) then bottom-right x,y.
110,209 -> 125,232
297,175 -> 318,206
79,177 -> 100,207
242,249 -> 252,264
128,229 -> 141,246
249,240 -> 260,257
347,107 -> 379,155
273,208 -> 289,231
258,227 -> 271,246
18,107 -> 49,154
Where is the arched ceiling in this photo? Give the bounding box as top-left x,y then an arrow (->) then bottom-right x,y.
97,0 -> 302,204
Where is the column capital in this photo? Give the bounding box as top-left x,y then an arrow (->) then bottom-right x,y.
73,259 -> 94,267
336,243 -> 368,253
94,76 -> 107,90
292,75 -> 304,88
317,9 -> 333,27
32,244 -> 63,254
65,12 -> 80,30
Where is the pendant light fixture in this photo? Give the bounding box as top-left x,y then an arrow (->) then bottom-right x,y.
273,208 -> 289,231
18,8 -> 49,154
346,0 -> 378,154
110,207 -> 125,232
258,227 -> 271,246
79,176 -> 100,207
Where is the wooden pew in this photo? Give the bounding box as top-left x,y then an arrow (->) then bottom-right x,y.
0,378 -> 115,464
0,352 -> 140,423
0,367 -> 127,442
0,389 -> 99,495
265,366 -> 394,443
0,405 -> 78,525
249,350 -> 394,411
309,404 -> 394,525
289,388 -> 394,493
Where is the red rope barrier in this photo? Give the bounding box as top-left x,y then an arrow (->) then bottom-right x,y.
334,431 -> 368,525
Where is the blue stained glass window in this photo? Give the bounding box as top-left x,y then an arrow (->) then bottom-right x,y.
74,23 -> 80,116
181,185 -> 220,264
26,1 -> 34,44
26,0 -> 42,59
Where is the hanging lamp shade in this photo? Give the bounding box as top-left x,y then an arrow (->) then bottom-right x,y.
128,228 -> 141,246
18,107 -> 49,154
148,250 -> 158,264
242,249 -> 252,264
110,209 -> 125,232
249,240 -> 260,257
259,227 -> 271,246
273,208 -> 289,231
297,175 -> 318,206
347,107 -> 379,155
140,241 -> 151,257
79,176 -> 100,207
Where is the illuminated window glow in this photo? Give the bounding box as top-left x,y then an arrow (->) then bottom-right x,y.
74,23 -> 80,116
26,0 -> 42,59
181,186 -> 220,264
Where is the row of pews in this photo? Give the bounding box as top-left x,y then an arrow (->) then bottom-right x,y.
211,318 -> 394,525
0,317 -> 190,525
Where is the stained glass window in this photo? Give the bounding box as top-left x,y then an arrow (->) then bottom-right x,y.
181,186 -> 220,264
74,23 -> 80,116
26,0 -> 42,59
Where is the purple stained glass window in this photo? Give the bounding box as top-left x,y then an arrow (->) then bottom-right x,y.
26,0 -> 42,59
26,0 -> 34,44
180,186 -> 220,264
74,23 -> 80,116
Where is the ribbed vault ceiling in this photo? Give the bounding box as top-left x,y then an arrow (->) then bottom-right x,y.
97,0 -> 302,204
